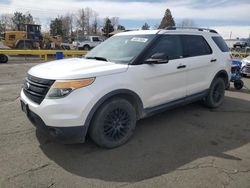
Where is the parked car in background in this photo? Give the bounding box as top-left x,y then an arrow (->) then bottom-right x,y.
241,55 -> 250,76
76,36 -> 103,50
233,38 -> 250,48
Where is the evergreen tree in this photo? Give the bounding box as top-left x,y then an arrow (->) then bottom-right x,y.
102,18 -> 114,36
50,18 -> 63,36
158,9 -> 175,29
12,12 -> 34,31
141,23 -> 150,30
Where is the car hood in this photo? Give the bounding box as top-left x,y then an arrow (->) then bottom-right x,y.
28,58 -> 128,80
242,57 -> 250,67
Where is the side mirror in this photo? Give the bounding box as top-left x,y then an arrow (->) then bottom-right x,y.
145,53 -> 169,64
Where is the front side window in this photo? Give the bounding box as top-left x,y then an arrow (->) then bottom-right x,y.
182,35 -> 212,57
145,35 -> 183,60
85,35 -> 155,64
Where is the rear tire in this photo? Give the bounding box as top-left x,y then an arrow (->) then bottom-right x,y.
83,45 -> 90,51
89,98 -> 136,148
234,80 -> 244,90
204,77 -> 225,108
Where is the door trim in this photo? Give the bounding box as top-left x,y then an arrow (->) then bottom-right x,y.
143,89 -> 209,118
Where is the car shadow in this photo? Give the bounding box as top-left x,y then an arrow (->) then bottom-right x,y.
228,87 -> 250,94
36,96 -> 250,182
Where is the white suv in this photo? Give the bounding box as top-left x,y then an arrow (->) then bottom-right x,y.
21,27 -> 231,148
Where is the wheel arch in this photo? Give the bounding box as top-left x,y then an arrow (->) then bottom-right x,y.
83,89 -> 144,137
212,70 -> 229,88
83,44 -> 90,48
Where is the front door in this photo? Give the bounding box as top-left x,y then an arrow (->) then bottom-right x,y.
130,35 -> 187,108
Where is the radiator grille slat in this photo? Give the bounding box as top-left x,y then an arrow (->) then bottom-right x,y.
23,75 -> 55,104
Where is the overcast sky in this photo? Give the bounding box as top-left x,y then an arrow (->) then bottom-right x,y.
0,0 -> 249,38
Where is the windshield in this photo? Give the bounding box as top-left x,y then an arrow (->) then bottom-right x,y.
85,34 -> 155,64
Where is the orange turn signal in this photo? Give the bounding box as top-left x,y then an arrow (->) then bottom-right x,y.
52,78 -> 95,89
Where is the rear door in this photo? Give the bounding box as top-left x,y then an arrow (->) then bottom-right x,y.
181,35 -> 214,96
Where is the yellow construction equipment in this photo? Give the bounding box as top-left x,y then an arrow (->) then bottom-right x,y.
1,24 -> 63,50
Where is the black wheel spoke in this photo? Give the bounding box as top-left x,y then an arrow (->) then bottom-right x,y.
103,108 -> 130,141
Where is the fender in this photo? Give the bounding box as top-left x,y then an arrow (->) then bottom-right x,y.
83,89 -> 144,137
210,69 -> 229,88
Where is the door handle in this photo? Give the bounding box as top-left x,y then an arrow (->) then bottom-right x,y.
177,65 -> 186,69
210,59 -> 217,62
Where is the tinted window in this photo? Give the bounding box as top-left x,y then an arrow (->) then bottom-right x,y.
92,37 -> 100,42
9,35 -> 16,41
182,35 -> 212,57
146,35 -> 182,60
86,35 -> 155,64
212,36 -> 229,52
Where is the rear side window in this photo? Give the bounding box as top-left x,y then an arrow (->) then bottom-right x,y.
92,37 -> 100,42
212,36 -> 229,52
182,35 -> 212,57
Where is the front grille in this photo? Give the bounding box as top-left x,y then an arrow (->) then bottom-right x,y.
23,75 -> 55,104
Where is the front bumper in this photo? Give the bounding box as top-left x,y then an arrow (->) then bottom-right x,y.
20,88 -> 94,127
21,100 -> 87,143
242,65 -> 250,76
20,87 -> 95,143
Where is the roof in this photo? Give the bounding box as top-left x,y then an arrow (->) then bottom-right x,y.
116,27 -> 220,37
109,30 -> 126,35
116,30 -> 159,36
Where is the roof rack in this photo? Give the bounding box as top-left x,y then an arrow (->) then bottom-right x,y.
164,27 -> 218,33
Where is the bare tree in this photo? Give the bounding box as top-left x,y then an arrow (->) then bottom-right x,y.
111,17 -> 119,30
92,12 -> 99,34
76,7 -> 99,36
141,23 -> 150,30
0,14 -> 15,31
34,17 -> 41,25
178,19 -> 196,27
85,7 -> 92,35
152,24 -> 160,30
61,14 -> 73,39
77,8 -> 86,35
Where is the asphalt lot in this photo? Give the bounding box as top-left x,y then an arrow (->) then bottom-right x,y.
0,60 -> 250,188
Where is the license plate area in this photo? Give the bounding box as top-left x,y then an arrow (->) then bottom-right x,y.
21,100 -> 29,115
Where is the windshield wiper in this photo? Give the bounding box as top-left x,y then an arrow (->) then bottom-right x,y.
85,56 -> 109,62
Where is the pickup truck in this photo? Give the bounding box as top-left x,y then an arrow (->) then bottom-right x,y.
233,38 -> 250,48
76,36 -> 103,50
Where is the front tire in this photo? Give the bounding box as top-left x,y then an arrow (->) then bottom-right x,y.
0,54 -> 8,63
89,98 -> 136,148
204,77 -> 225,108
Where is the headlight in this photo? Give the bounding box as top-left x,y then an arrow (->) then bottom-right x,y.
47,78 -> 95,98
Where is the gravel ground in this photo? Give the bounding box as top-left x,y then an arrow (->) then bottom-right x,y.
0,60 -> 250,188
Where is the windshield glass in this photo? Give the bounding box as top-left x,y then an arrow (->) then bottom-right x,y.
85,34 -> 155,64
